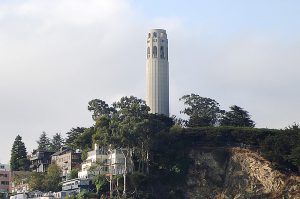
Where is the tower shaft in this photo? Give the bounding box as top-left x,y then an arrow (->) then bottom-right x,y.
146,29 -> 169,116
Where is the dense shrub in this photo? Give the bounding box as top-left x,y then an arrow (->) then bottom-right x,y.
167,126 -> 300,174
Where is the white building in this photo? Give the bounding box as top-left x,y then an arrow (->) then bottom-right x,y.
146,29 -> 169,116
78,144 -> 108,179
60,178 -> 90,198
108,148 -> 133,175
78,144 -> 133,179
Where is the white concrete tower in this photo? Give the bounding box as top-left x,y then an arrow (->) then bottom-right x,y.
146,29 -> 169,116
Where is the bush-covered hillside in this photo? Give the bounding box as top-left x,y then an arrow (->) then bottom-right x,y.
142,126 -> 300,198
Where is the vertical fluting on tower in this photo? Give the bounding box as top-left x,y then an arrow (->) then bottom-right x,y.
146,29 -> 169,116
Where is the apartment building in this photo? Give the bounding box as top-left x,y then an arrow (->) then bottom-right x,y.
51,147 -> 81,180
0,163 -> 10,195
29,150 -> 55,172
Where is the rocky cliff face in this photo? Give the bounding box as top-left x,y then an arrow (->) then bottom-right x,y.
185,147 -> 300,199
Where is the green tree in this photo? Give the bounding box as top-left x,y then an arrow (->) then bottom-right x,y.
69,168 -> 79,179
89,96 -> 183,196
75,127 -> 95,152
43,164 -> 62,192
91,97 -> 174,189
88,99 -> 116,121
110,96 -> 152,153
90,96 -> 151,196
93,116 -> 112,147
50,133 -> 64,151
128,172 -> 148,197
37,132 -> 51,151
285,123 -> 300,130
10,135 -> 30,171
289,146 -> 300,172
77,190 -> 89,199
93,174 -> 108,199
134,113 -> 174,173
172,115 -> 185,127
92,96 -> 151,149
28,172 -> 45,191
65,127 -> 85,150
111,96 -> 151,196
220,105 -> 255,127
180,94 -> 224,127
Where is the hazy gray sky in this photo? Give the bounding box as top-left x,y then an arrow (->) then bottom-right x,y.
1,0 -> 300,163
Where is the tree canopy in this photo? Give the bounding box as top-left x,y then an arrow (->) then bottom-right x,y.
27,164 -> 62,192
93,174 -> 108,199
43,164 -> 62,192
50,133 -> 64,151
37,132 -> 51,151
65,127 -> 85,150
28,172 -> 45,191
180,94 -> 224,127
88,99 -> 116,121
10,135 -> 30,171
220,105 -> 255,127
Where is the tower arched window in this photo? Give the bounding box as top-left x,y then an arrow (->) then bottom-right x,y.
153,46 -> 157,58
160,46 -> 164,59
147,47 -> 150,59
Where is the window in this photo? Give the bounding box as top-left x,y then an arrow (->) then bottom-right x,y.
148,33 -> 151,38
160,46 -> 164,59
153,32 -> 157,37
1,181 -> 9,185
147,47 -> 150,59
152,46 -> 157,58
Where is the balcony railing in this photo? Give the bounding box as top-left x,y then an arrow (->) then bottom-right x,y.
87,150 -> 108,157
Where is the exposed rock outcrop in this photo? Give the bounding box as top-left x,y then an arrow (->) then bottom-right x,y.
185,147 -> 300,199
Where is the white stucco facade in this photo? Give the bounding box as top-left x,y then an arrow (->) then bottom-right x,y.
146,29 -> 169,116
78,144 -> 108,179
78,144 -> 133,179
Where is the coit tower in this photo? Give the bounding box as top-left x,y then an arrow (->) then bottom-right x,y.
146,29 -> 169,116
